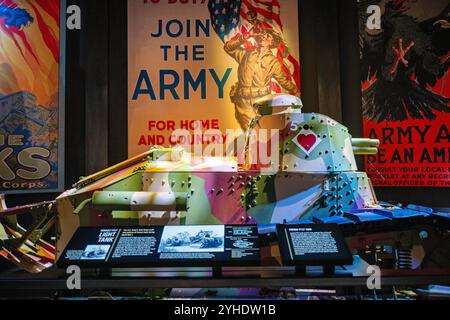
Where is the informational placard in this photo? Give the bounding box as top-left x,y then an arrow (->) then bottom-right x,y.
0,0 -> 64,194
359,0 -> 450,187
276,224 -> 353,266
128,0 -> 300,156
58,225 -> 260,267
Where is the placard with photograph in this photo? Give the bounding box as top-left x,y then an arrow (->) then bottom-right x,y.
58,224 -> 260,267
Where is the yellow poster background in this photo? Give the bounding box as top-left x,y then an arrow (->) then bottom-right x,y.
128,0 -> 299,157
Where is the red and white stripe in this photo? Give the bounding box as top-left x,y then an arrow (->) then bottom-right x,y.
240,0 -> 282,32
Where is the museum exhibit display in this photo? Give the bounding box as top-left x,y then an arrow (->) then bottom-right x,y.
0,0 -> 449,307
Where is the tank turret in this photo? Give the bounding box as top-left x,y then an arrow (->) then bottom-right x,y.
250,94 -> 380,173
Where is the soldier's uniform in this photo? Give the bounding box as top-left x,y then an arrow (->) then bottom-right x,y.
224,34 -> 298,130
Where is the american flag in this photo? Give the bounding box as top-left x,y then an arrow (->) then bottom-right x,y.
208,0 -> 300,93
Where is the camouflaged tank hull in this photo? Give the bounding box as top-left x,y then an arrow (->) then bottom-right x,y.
53,101 -> 378,259
0,94 -> 383,271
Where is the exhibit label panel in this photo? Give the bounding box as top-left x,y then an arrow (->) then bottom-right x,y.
276,224 -> 353,267
128,0 -> 300,157
0,0 -> 64,194
359,0 -> 450,187
59,225 -> 261,267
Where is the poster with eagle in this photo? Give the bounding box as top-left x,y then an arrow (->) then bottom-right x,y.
0,0 -> 63,194
359,0 -> 450,188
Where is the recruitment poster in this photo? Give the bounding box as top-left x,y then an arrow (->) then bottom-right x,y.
359,0 -> 450,187
128,0 -> 300,157
0,0 -> 64,194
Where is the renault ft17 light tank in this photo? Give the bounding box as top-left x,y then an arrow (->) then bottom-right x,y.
1,94 -> 449,274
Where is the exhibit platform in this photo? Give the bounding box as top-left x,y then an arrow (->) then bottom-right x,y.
2,264 -> 450,299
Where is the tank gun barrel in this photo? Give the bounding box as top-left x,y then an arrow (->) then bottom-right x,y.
351,138 -> 380,155
351,138 -> 380,148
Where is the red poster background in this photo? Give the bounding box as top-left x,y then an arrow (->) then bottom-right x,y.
360,0 -> 450,188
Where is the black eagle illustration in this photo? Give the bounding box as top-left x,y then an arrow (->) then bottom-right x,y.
359,0 -> 450,122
